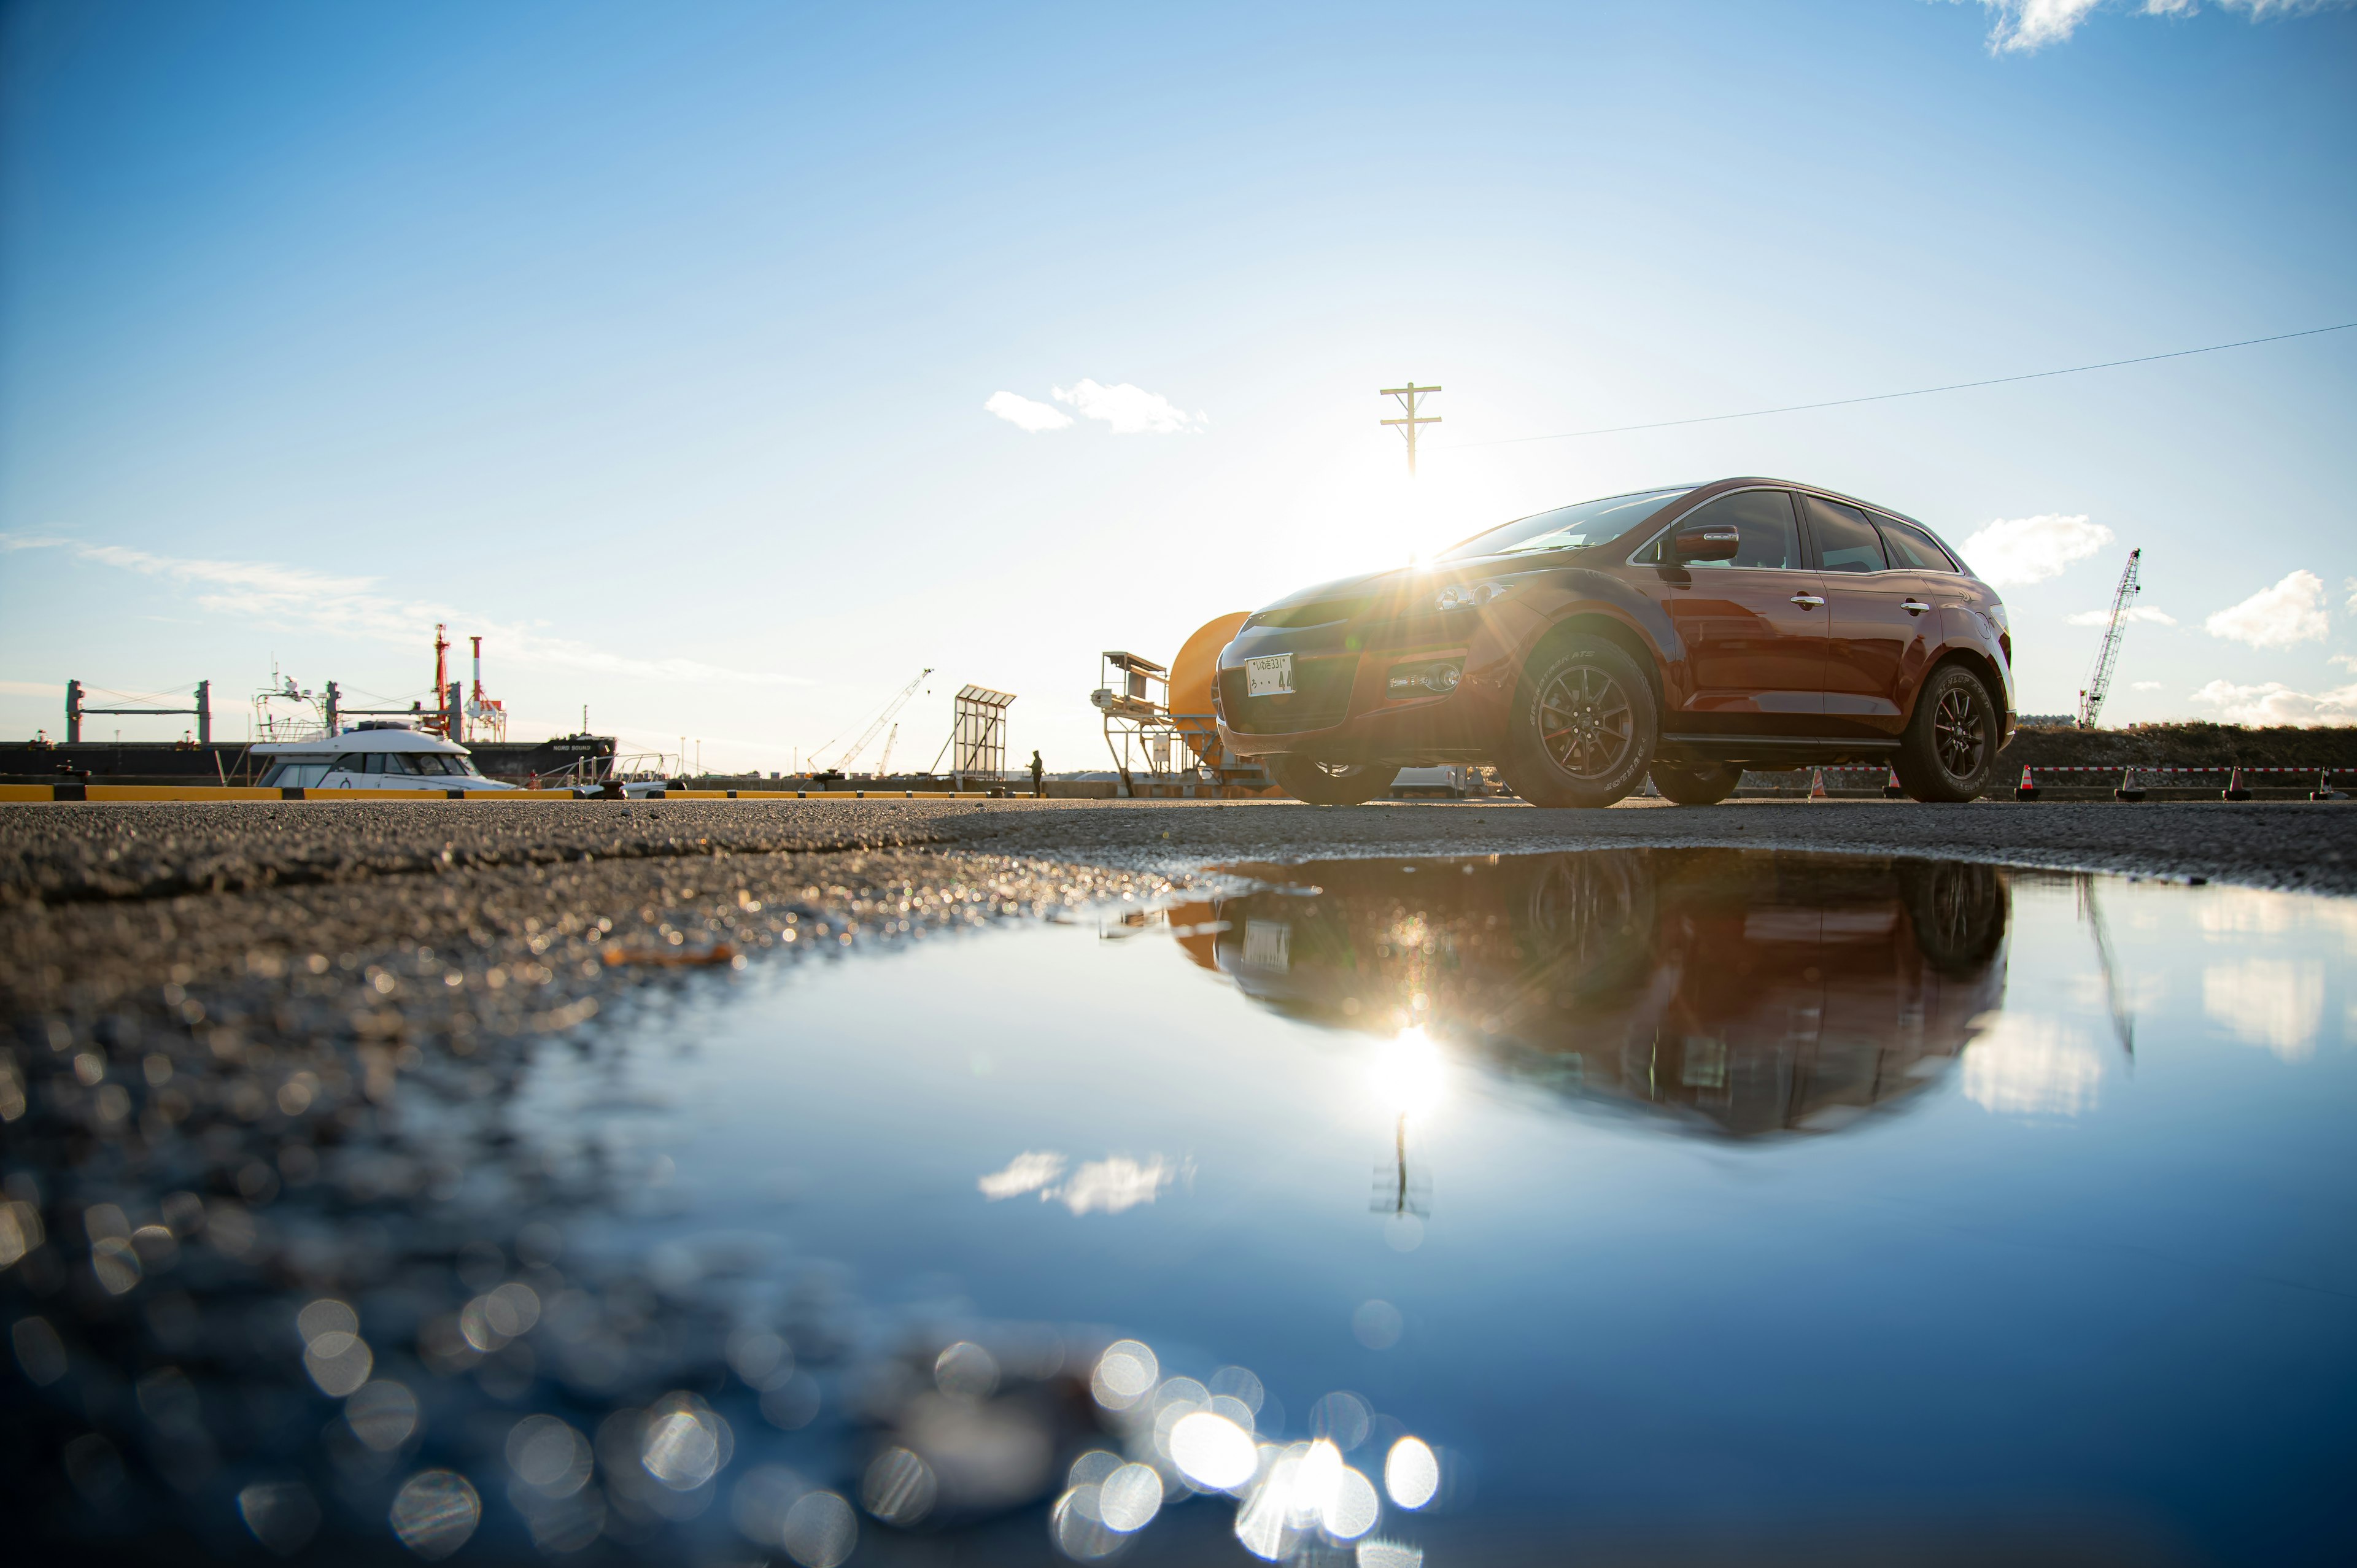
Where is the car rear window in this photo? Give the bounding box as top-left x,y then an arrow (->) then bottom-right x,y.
1804,496 -> 1888,573
1875,514 -> 1959,572
1440,487 -> 1692,560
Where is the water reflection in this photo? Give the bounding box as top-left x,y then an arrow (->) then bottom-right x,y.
1175,850 -> 2011,1139
12,852 -> 2356,1562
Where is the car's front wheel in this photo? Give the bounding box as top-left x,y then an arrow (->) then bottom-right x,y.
1894,663 -> 2000,802
1649,760 -> 1742,805
1498,638 -> 1659,808
1269,755 -> 1400,805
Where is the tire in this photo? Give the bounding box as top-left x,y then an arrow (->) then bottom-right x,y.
1897,859 -> 2007,975
1649,760 -> 1741,806
1498,637 -> 1660,808
1894,663 -> 2000,803
1269,755 -> 1400,805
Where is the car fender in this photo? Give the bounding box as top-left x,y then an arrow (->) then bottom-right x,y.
1484,568 -> 1685,700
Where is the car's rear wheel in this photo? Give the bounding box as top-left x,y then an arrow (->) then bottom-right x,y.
1648,760 -> 1742,805
1269,755 -> 1399,805
1498,638 -> 1658,808
1894,663 -> 1999,802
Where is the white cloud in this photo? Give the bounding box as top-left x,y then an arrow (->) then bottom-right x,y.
1055,1156 -> 1183,1215
2204,570 -> 2328,648
2189,678 -> 2357,727
2203,957 -> 2324,1061
2131,680 -> 2163,690
2,535 -> 804,686
976,1150 -> 1186,1214
1961,1013 -> 2103,1116
2333,653 -> 2357,672
1051,379 -> 1206,435
1956,1 -> 2351,55
983,390 -> 1072,433
977,1151 -> 1065,1199
2065,605 -> 2176,626
1955,514 -> 2113,587
2345,576 -> 2356,612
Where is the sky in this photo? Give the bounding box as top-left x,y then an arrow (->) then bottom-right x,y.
3,0 -> 2353,771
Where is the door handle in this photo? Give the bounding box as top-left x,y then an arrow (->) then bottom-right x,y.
1790,593 -> 1825,609
1902,600 -> 1930,616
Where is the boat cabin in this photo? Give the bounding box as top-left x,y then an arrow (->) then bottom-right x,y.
251,721 -> 517,792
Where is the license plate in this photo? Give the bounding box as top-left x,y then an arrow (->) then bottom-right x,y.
1247,654 -> 1293,697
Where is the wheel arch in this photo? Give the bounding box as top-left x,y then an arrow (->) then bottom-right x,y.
1529,611 -> 1667,714
1916,646 -> 2008,732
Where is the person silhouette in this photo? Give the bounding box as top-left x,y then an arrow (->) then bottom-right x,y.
1029,749 -> 1044,797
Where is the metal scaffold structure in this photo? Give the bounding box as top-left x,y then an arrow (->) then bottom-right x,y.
2077,548 -> 2143,729
64,680 -> 212,744
948,686 -> 1016,778
1090,613 -> 1274,797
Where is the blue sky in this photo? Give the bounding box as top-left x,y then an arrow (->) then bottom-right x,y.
4,0 -> 2353,768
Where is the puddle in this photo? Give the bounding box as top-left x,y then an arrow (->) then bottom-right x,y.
9,850 -> 2357,1564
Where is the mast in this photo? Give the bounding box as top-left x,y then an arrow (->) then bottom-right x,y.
2076,549 -> 2141,730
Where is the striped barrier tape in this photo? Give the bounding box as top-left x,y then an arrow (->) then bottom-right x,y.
0,785 -> 1045,804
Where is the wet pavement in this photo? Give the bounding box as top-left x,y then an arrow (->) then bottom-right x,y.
6,836 -> 2356,1564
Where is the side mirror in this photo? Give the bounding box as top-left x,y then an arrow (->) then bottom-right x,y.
1674,525 -> 1741,563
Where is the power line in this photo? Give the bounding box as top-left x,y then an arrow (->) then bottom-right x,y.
1444,320 -> 2357,450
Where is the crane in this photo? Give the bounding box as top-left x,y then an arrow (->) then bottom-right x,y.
877,723 -> 899,776
2076,548 -> 2142,730
814,668 -> 932,772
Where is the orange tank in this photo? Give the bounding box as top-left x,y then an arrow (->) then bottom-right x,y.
1169,611 -> 1250,763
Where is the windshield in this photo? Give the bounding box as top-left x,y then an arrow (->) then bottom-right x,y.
1439,487 -> 1693,561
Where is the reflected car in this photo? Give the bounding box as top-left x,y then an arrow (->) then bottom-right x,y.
1215,479 -> 2014,806
1172,850 -> 2010,1138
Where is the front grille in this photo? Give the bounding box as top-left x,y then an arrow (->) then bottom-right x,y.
1220,655 -> 1359,734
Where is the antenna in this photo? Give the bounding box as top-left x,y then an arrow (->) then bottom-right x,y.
1380,383 -> 1442,476
2076,548 -> 2142,730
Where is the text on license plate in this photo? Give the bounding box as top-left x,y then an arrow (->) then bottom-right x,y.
1247,654 -> 1294,697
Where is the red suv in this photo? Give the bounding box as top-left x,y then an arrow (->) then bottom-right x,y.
1214,479 -> 2014,806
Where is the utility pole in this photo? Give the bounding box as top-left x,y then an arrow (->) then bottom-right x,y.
1380,383 -> 1442,476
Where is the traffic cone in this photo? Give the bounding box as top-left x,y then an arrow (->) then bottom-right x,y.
2312,770 -> 2337,802
2222,767 -> 2251,802
2014,765 -> 2039,802
1808,768 -> 1828,800
2113,768 -> 2146,803
1883,767 -> 1905,800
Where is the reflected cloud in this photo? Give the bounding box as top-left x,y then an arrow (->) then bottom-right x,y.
978,1152 -> 1186,1215
977,1151 -> 1066,1200
2202,959 -> 2325,1061
1190,852 -> 2013,1140
1961,1014 -> 2104,1117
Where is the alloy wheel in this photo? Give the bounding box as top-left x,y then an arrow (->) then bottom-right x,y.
1933,686 -> 1987,778
1538,667 -> 1635,779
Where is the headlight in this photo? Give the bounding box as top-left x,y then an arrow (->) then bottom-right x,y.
1387,659 -> 1463,697
1434,579 -> 1514,613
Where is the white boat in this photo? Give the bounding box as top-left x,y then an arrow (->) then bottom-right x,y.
250,721 -> 521,792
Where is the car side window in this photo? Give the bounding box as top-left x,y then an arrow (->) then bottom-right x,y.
1804,496 -> 1887,573
1875,514 -> 1957,572
1636,489 -> 1801,569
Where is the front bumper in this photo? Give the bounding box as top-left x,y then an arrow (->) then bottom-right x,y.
1212,617 -> 1508,765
